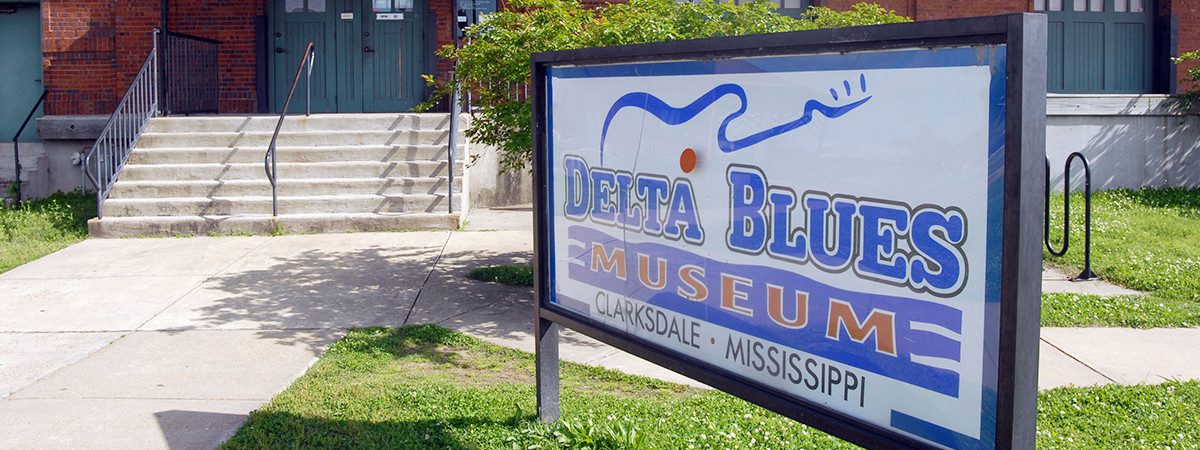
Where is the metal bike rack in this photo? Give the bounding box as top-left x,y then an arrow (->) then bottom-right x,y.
1044,152 -> 1101,281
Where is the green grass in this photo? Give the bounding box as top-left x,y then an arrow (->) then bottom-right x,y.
467,265 -> 534,286
225,325 -> 1200,449
1044,187 -> 1200,328
0,191 -> 95,274
223,325 -> 855,449
1037,382 -> 1200,449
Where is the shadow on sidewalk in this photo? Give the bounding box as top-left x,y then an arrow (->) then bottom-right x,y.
185,244 -> 439,356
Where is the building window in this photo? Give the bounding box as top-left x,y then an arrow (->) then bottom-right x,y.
286,0 -> 326,13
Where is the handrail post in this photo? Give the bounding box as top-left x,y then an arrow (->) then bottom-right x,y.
306,50 -> 314,117
11,138 -> 19,207
265,42 -> 316,217
84,30 -> 159,218
448,87 -> 459,214
9,89 -> 49,207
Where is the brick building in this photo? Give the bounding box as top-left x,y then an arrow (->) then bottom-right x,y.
3,0 -> 1200,203
2,0 -> 1197,122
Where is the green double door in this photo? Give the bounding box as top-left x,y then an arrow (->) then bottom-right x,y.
272,0 -> 427,113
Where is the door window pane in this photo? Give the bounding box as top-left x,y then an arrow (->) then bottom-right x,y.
309,0 -> 325,12
1034,0 -> 1046,11
1049,0 -> 1063,11
374,0 -> 392,12
1073,0 -> 1103,11
1130,0 -> 1143,12
286,0 -> 304,12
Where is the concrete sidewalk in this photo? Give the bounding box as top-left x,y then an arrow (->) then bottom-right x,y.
1,207 -> 1196,448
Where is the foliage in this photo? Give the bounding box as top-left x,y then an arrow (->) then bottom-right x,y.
425,1 -> 910,172
1173,49 -> 1200,110
0,190 -> 95,274
467,264 -> 534,286
1043,187 -> 1200,327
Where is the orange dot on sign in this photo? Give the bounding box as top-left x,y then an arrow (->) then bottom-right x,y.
710,337 -> 715,345
680,148 -> 697,173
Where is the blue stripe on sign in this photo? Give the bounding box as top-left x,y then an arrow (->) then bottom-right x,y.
891,409 -> 994,450
564,225 -> 964,396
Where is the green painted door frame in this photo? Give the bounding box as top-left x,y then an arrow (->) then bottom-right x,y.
270,0 -> 427,113
1,3 -> 45,142
1044,0 -> 1156,93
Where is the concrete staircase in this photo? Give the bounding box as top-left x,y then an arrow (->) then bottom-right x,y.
88,114 -> 465,237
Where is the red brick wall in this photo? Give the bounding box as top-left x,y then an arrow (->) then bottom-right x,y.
42,1 -> 118,115
40,0 -> 1200,115
432,0 -> 455,85
168,1 -> 264,113
1176,1 -> 1200,93
43,0 -> 456,115
43,0 -> 261,115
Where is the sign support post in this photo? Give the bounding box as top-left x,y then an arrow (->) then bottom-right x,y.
996,13 -> 1047,449
535,318 -> 560,422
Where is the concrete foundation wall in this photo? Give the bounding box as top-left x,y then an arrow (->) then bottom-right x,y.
1047,95 -> 1200,192
17,115 -> 108,200
465,141 -> 534,208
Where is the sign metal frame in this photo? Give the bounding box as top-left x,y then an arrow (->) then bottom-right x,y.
532,14 -> 1045,449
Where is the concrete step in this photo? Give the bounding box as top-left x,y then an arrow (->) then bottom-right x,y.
118,160 -> 462,181
143,114 -> 464,133
126,144 -> 457,165
102,194 -> 463,217
93,113 -> 472,236
88,212 -> 462,237
136,130 -> 453,149
108,177 -> 461,198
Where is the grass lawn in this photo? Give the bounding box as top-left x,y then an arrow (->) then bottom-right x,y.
1043,187 -> 1200,328
467,265 -> 534,286
0,191 -> 95,274
224,326 -> 1200,449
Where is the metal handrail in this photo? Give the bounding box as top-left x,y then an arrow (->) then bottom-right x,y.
161,30 -> 222,115
84,29 -> 160,218
9,89 -> 48,207
1044,152 -> 1100,281
448,89 -> 459,214
264,42 -> 314,216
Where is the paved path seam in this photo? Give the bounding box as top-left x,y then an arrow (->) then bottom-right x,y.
1039,337 -> 1116,384
403,232 -> 453,325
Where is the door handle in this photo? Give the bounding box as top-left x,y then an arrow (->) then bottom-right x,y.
275,47 -> 285,53
364,46 -> 376,53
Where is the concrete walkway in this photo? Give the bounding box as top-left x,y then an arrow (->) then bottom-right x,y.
1,207 -> 1196,448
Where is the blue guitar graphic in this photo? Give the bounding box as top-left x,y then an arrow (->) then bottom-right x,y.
600,74 -> 873,165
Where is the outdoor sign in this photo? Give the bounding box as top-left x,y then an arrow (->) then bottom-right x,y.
533,14 -> 1045,450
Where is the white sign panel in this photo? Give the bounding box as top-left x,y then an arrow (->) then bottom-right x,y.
544,46 -> 1008,448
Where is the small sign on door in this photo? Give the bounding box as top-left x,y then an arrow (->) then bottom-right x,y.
377,13 -> 404,20
340,12 -> 354,19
